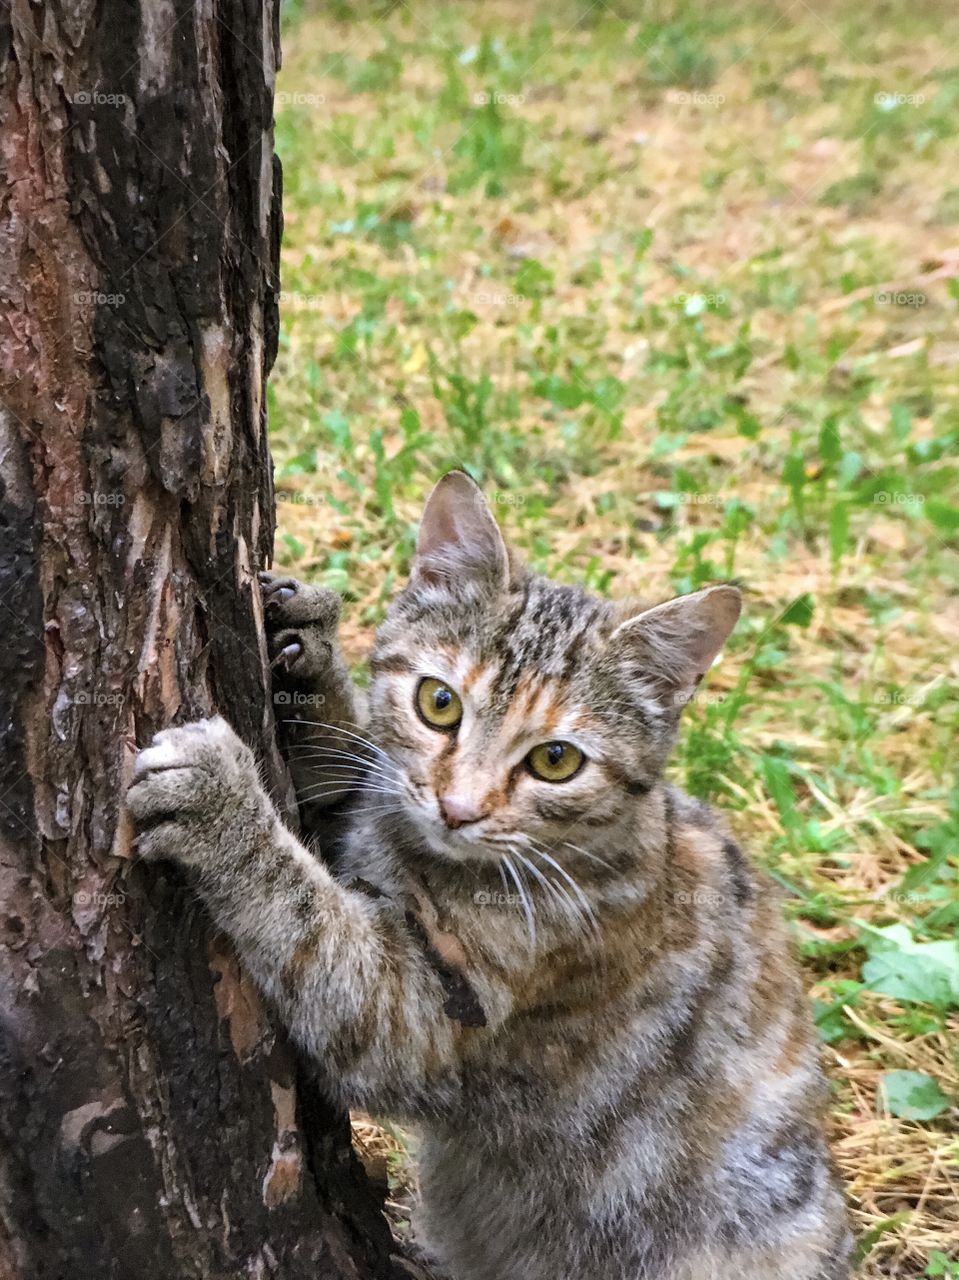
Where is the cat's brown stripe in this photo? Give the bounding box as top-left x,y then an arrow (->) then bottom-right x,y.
369,650 -> 414,674
280,925 -> 324,1000
461,660 -> 487,693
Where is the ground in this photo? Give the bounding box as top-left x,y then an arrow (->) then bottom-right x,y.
269,1 -> 959,1273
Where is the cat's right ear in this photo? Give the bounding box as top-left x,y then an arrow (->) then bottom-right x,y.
608,584 -> 741,707
412,471 -> 510,593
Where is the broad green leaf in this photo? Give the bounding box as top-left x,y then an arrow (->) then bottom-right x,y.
880,1070 -> 950,1121
859,922 -> 959,1010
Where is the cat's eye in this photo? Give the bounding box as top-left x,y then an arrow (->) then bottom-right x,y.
416,677 -> 463,730
526,741 -> 584,783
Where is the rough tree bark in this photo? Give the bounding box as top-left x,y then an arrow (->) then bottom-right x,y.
0,3 -> 402,1277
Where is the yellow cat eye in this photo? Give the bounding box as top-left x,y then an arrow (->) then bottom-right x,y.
416,677 -> 463,730
526,741 -> 584,783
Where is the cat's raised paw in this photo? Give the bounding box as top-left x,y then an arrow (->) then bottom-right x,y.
259,572 -> 343,682
126,717 -> 261,866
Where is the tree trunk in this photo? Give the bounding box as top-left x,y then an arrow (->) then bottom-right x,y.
0,3 -> 399,1276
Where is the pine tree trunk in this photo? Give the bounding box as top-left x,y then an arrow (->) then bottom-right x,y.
0,3 -> 399,1276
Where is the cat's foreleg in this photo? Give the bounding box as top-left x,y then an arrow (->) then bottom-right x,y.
127,718 -> 464,1118
260,573 -> 370,815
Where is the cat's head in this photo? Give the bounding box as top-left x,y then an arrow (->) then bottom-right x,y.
369,472 -> 740,863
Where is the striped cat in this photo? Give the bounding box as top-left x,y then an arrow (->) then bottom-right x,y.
128,471 -> 852,1280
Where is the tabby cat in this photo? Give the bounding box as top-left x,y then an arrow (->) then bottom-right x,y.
127,471 -> 852,1280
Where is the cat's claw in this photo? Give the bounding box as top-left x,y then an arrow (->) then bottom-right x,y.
272,641 -> 304,671
259,572 -> 341,629
266,585 -> 295,610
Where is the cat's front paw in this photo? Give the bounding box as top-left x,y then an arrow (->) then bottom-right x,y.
126,717 -> 265,867
259,572 -> 342,683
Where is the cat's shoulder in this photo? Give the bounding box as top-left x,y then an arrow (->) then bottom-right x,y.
665,784 -> 771,916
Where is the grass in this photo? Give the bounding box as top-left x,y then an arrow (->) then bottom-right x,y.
271,1 -> 959,1272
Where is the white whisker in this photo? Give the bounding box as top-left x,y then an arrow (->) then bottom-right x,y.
281,720 -> 393,764
292,761 -> 396,783
300,781 -> 403,802
284,743 -> 387,765
528,847 -> 598,932
498,858 -> 513,902
560,841 -> 617,872
501,855 -> 536,949
284,742 -> 396,771
513,848 -> 585,933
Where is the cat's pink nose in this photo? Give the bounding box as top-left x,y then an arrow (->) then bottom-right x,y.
438,794 -> 486,829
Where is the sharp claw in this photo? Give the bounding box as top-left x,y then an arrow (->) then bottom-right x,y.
266,586 -> 295,610
272,641 -> 303,671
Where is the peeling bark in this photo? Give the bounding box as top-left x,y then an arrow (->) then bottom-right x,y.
0,3 -> 399,1276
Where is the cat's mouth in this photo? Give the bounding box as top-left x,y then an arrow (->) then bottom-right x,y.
405,802 -> 497,863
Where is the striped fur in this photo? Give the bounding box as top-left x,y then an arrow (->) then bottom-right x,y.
127,474 -> 852,1280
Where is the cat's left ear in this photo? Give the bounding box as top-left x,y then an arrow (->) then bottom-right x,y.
412,470 -> 510,593
608,585 -> 741,704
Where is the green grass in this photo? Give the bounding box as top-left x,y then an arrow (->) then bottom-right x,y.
271,1 -> 959,1270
